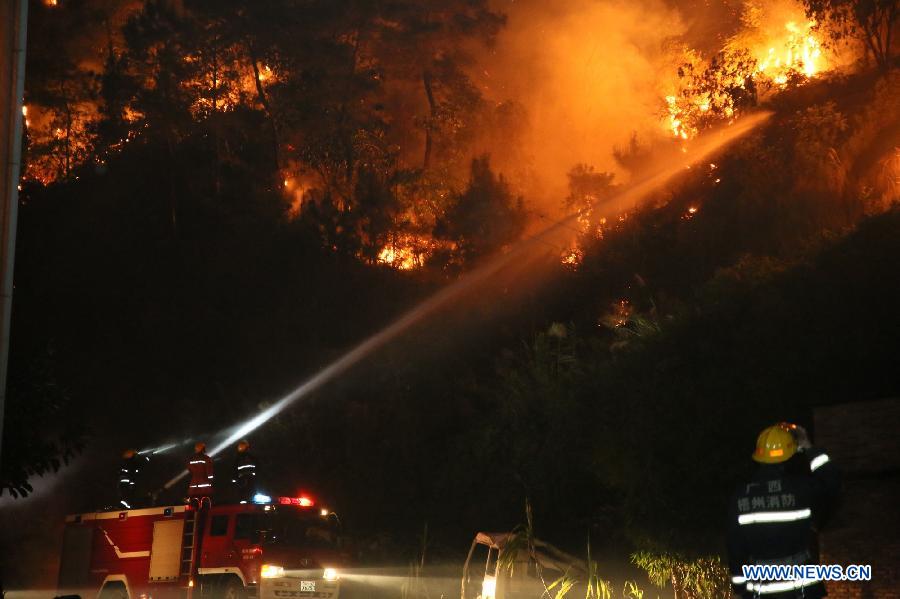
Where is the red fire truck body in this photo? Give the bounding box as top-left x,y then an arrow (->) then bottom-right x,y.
58,497 -> 345,599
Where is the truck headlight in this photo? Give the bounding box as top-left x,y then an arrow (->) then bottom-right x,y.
261,564 -> 285,579
323,568 -> 339,581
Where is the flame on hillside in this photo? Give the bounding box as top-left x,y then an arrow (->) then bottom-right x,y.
182,56 -> 279,116
754,20 -> 825,84
664,1 -> 832,140
377,235 -> 437,270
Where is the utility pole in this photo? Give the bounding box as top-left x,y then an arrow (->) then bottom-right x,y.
0,0 -> 30,472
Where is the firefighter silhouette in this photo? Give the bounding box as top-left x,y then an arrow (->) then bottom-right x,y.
118,449 -> 149,509
231,439 -> 258,503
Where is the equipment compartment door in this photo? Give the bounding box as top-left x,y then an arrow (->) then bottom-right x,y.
149,519 -> 185,582
58,525 -> 94,590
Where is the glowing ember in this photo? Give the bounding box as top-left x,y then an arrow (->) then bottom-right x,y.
123,107 -> 144,123
609,299 -> 632,327
257,65 -> 274,82
561,247 -> 583,267
682,206 -> 700,220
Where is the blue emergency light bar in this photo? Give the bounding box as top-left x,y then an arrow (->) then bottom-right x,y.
252,493 -> 272,504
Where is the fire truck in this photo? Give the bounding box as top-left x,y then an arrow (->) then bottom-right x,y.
57,494 -> 347,599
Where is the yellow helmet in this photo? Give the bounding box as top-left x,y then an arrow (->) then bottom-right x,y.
752,423 -> 797,463
122,449 -> 137,459
237,440 -> 250,453
194,442 -> 207,453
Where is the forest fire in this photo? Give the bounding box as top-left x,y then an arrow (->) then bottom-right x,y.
7,0 -> 900,596
378,244 -> 418,270
377,236 -> 435,270
561,247 -> 583,267
666,94 -> 699,140
754,20 -> 825,84
663,1 -> 832,141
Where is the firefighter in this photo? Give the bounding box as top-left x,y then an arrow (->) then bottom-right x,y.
231,439 -> 258,502
727,423 -> 839,598
118,449 -> 149,509
187,442 -> 215,505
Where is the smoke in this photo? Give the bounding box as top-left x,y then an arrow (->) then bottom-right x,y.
478,0 -> 688,202
160,110 -> 769,492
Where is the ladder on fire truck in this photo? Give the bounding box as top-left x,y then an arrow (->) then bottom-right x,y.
180,505 -> 205,597
180,508 -> 198,578
179,510 -> 199,577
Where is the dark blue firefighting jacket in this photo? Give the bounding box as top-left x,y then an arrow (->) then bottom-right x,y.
232,451 -> 258,496
727,448 -> 839,598
118,453 -> 150,508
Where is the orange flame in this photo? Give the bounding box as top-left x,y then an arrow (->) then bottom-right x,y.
663,7 -> 830,140
755,21 -> 825,85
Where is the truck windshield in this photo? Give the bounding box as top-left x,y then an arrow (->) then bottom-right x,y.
255,509 -> 340,550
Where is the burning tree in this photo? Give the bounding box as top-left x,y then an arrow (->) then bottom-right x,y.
667,48 -> 759,140
565,164 -> 617,240
804,0 -> 897,69
369,0 -> 505,171
23,8 -> 98,183
662,0 -> 840,141
433,156 -> 526,267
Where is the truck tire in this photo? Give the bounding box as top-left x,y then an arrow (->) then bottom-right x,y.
98,582 -> 128,599
220,577 -> 245,599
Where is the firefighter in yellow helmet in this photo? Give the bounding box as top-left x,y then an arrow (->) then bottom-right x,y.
727,423 -> 839,598
231,440 -> 258,503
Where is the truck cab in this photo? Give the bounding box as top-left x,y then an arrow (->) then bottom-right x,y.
200,497 -> 346,599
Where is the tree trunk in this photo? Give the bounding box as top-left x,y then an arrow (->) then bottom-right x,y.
211,39 -> 221,197
248,44 -> 280,171
166,135 -> 178,237
422,69 -> 436,170
211,43 -> 218,111
63,100 -> 72,180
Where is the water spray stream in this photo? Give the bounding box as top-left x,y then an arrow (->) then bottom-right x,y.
163,112 -> 771,491
139,439 -> 194,456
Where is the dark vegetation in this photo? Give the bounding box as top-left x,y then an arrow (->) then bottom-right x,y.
1,0 -> 898,591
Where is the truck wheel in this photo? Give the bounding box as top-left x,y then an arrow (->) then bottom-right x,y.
220,577 -> 245,599
99,582 -> 128,599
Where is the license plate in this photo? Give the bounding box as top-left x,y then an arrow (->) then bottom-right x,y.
300,581 -> 316,592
